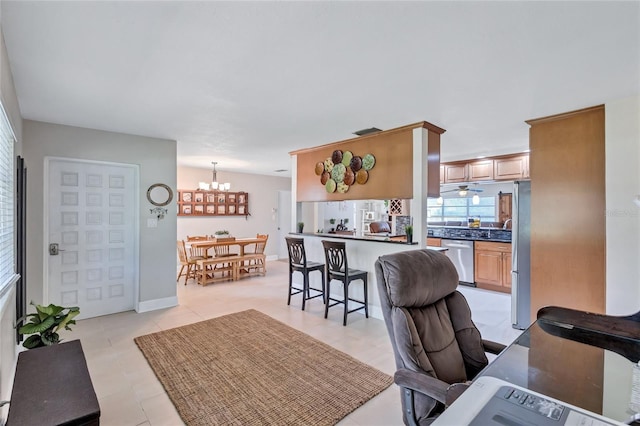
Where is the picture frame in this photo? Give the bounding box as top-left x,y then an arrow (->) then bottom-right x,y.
238,205 -> 245,215
217,205 -> 226,214
217,193 -> 226,203
229,205 -> 236,214
206,193 -> 216,203
194,192 -> 204,203
181,191 -> 193,202
181,204 -> 192,215
206,205 -> 216,214
194,204 -> 204,214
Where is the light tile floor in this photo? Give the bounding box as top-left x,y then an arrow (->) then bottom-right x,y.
63,260 -> 522,426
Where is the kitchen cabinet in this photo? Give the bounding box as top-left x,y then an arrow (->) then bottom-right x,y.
474,241 -> 511,293
498,192 -> 512,227
442,163 -> 468,183
494,155 -> 529,180
427,237 -> 441,247
439,153 -> 530,184
468,159 -> 494,181
527,105 -> 605,321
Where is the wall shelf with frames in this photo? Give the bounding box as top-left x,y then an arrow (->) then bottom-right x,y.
177,190 -> 249,217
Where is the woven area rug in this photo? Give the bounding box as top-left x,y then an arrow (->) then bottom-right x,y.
134,309 -> 393,426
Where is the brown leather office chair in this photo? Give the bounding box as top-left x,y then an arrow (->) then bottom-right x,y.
375,249 -> 505,425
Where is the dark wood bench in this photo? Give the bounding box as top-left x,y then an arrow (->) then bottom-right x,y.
7,339 -> 100,425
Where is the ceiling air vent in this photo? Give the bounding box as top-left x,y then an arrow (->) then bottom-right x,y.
353,127 -> 382,136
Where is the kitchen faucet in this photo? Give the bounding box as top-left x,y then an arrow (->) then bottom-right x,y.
503,218 -> 512,229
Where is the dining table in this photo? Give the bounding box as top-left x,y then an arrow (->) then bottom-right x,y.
187,237 -> 263,258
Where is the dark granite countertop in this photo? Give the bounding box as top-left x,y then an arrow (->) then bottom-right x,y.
292,232 -> 419,245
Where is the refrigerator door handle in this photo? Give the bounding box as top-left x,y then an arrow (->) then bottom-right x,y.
511,270 -> 519,325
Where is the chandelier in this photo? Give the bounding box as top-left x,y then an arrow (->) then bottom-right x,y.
198,161 -> 231,191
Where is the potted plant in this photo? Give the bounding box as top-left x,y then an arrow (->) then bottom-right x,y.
297,222 -> 304,233
19,302 -> 80,349
405,225 -> 414,244
215,229 -> 230,238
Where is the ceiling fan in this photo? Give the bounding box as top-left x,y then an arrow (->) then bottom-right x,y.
440,185 -> 483,196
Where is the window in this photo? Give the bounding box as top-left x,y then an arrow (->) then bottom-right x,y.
427,196 -> 496,223
0,104 -> 17,295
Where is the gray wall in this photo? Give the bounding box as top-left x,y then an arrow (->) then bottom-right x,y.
22,120 -> 177,306
177,166 -> 291,257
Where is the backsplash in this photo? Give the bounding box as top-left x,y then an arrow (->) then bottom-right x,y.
428,226 -> 511,242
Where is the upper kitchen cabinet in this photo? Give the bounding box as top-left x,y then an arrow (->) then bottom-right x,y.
494,154 -> 529,180
440,153 -> 530,183
468,159 -> 494,181
442,163 -> 468,183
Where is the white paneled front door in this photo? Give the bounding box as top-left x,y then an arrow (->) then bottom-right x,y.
46,158 -> 138,319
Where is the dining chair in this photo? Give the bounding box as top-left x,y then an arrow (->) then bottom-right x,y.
245,233 -> 268,254
186,235 -> 208,241
213,243 -> 237,278
244,234 -> 268,275
177,240 -> 198,285
285,237 -> 325,311
321,240 -> 368,326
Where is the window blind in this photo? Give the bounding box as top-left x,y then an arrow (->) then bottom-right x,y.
0,104 -> 17,293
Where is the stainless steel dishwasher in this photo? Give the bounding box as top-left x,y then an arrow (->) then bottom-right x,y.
441,239 -> 475,285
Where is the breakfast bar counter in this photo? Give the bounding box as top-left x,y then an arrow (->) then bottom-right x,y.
291,233 -> 447,321
295,231 -> 417,244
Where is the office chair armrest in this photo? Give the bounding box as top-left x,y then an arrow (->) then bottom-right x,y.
482,339 -> 507,355
394,368 -> 469,406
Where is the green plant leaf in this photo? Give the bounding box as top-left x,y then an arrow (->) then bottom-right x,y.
41,331 -> 60,346
22,334 -> 43,349
19,316 -> 55,334
55,308 -> 80,333
24,313 -> 41,324
35,304 -> 64,321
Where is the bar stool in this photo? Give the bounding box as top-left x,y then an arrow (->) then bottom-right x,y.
285,237 -> 325,310
321,240 -> 368,326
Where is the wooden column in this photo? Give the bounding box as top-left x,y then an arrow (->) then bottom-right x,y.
527,105 -> 606,321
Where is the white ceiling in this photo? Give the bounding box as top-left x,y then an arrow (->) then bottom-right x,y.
2,1 -> 638,177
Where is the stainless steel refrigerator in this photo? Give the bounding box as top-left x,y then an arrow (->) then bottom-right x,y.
511,180 -> 531,330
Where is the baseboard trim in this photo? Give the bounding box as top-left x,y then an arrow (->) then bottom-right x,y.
137,296 -> 178,313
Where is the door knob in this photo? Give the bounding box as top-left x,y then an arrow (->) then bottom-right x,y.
49,243 -> 64,256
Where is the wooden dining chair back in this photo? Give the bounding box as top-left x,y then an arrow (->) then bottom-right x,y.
285,237 -> 325,311
186,235 -> 208,241
177,240 -> 198,285
244,234 -> 269,276
189,245 -> 209,260
321,240 -> 369,326
213,244 -> 235,257
253,234 -> 268,254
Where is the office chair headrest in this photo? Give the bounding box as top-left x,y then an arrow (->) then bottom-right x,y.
377,250 -> 459,308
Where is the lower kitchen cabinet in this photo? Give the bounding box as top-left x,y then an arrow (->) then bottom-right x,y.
474,241 -> 512,293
